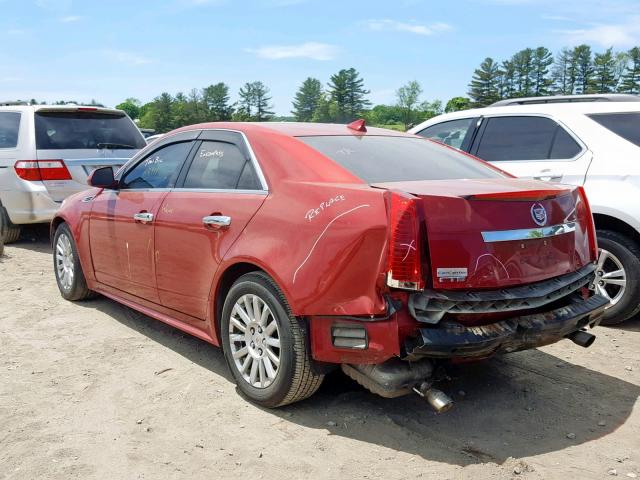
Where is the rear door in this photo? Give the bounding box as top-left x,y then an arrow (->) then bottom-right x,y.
35,108 -> 146,201
154,130 -> 268,321
469,115 -> 592,186
89,135 -> 196,302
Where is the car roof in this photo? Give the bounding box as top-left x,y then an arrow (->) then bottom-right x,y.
174,121 -> 412,137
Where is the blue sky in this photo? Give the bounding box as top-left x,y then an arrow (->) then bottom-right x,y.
1,0 -> 639,114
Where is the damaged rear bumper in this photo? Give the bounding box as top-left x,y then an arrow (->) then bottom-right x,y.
403,293 -> 609,359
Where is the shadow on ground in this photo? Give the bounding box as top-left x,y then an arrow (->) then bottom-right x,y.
1,224 -> 51,256
75,295 -> 640,467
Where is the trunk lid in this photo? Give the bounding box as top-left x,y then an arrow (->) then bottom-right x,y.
374,178 -> 594,290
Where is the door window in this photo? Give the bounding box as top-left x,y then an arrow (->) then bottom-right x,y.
183,141 -> 261,190
120,142 -> 192,189
0,112 -> 21,148
416,118 -> 475,150
475,116 -> 581,161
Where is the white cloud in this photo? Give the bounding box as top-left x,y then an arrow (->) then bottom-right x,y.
59,15 -> 81,22
561,17 -> 640,47
364,19 -> 452,36
103,50 -> 152,66
245,42 -> 338,60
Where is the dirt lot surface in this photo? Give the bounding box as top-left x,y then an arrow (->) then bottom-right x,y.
1,226 -> 639,479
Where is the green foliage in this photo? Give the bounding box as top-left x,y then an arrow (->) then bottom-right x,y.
238,81 -> 274,121
116,97 -> 141,119
445,96 -> 471,113
592,48 -> 619,93
328,68 -> 371,123
620,47 -> 640,93
469,57 -> 501,106
292,77 -> 323,122
396,80 -> 423,129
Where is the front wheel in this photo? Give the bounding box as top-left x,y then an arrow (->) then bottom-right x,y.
595,230 -> 640,325
53,223 -> 95,301
221,272 -> 323,407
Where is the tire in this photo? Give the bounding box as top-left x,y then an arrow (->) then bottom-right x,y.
220,272 -> 324,407
53,223 -> 95,301
595,230 -> 640,325
0,206 -> 21,244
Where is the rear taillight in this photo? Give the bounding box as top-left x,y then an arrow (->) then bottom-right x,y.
386,192 -> 424,291
577,186 -> 598,262
14,160 -> 72,181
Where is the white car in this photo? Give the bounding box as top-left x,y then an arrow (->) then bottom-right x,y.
409,97 -> 640,325
0,103 -> 146,243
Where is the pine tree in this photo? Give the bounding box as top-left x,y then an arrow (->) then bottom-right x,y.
620,47 -> 640,93
552,48 -> 575,94
512,48 -> 535,96
573,44 -> 595,94
328,68 -> 371,123
499,60 -> 516,99
592,48 -> 619,93
532,47 -> 554,96
202,83 -> 233,121
291,77 -> 323,122
468,57 -> 501,106
253,81 -> 274,121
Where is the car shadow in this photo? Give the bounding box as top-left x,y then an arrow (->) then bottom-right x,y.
3,224 -> 52,255
76,295 -> 640,467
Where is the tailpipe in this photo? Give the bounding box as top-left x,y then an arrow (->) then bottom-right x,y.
413,382 -> 454,413
566,330 -> 596,348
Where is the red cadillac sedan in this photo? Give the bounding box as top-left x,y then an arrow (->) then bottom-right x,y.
51,121 -> 607,410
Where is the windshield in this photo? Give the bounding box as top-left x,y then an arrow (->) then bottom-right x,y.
298,135 -> 504,183
35,111 -> 146,150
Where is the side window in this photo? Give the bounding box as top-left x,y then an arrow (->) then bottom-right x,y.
475,116 -> 558,161
550,127 -> 582,159
183,141 -> 261,190
120,142 -> 192,189
417,118 -> 474,150
0,112 -> 21,148
588,112 -> 640,147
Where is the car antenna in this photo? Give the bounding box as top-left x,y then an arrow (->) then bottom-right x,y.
347,119 -> 367,132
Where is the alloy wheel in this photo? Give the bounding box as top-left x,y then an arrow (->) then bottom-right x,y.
55,233 -> 75,291
228,293 -> 281,388
595,248 -> 626,306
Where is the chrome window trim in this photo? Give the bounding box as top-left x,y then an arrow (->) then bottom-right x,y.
481,222 -> 577,243
171,188 -> 268,195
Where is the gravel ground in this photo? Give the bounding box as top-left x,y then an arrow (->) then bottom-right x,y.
1,226 -> 639,480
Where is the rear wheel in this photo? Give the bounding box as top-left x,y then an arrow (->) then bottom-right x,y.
595,230 -> 640,325
0,206 -> 20,244
221,272 -> 323,407
53,223 -> 94,301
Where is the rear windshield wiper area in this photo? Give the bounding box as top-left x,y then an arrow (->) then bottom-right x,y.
96,142 -> 137,150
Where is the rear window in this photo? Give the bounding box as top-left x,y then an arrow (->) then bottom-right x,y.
588,112 -> 640,147
35,111 -> 146,150
298,135 -> 503,183
0,112 -> 21,148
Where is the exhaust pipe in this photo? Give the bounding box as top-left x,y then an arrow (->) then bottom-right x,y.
413,382 -> 454,413
566,330 -> 596,348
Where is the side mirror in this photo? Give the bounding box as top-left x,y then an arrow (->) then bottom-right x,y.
88,166 -> 117,189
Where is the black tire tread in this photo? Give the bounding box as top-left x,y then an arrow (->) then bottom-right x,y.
1,206 -> 21,244
54,223 -> 96,301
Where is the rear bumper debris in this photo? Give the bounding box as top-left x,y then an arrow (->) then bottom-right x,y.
403,293 -> 608,359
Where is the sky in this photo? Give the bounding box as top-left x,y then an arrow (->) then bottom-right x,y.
1,0 -> 639,114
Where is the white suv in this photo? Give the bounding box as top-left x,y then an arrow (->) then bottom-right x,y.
409,99 -> 640,325
0,103 -> 146,243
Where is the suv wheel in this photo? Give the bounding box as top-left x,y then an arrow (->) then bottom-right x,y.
0,206 -> 20,244
53,223 -> 95,301
220,272 -> 324,407
595,230 -> 640,325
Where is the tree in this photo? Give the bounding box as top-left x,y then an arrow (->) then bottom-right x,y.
573,44 -> 594,94
445,96 -> 471,113
202,83 -> 233,121
143,93 -> 174,133
620,47 -> 640,93
592,48 -> 619,93
311,94 -> 338,122
498,60 -> 516,99
532,47 -> 554,96
552,48 -> 576,94
511,48 -> 534,96
327,68 -> 371,123
396,80 -> 423,129
116,97 -> 141,120
291,77 -> 323,122
237,81 -> 274,121
468,57 -> 501,106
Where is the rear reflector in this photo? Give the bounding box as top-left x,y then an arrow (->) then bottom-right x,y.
14,160 -> 72,181
332,325 -> 368,349
387,192 -> 424,291
577,186 -> 598,262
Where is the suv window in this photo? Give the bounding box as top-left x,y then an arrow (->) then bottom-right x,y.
183,141 -> 261,190
35,111 -> 146,150
298,135 -> 504,183
475,116 -> 581,161
0,112 -> 21,148
417,118 -> 475,150
588,112 -> 640,147
121,142 -> 192,189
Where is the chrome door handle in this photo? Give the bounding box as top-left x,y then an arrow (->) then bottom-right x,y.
203,215 -> 231,229
133,212 -> 154,224
533,171 -> 562,182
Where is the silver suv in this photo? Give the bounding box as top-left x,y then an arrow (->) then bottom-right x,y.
0,104 -> 146,242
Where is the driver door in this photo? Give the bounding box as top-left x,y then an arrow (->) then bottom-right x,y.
89,138 -> 195,303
